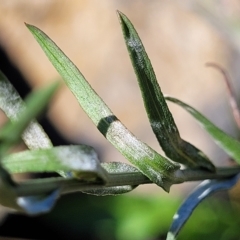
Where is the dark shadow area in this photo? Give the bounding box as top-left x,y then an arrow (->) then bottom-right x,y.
0,193 -> 116,240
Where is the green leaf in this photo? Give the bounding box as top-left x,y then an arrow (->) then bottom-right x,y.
102,161 -> 140,174
118,11 -> 215,172
26,22 -> 180,192
0,70 -> 53,150
2,145 -> 108,183
0,81 -> 59,155
166,96 -> 240,164
0,80 -> 58,154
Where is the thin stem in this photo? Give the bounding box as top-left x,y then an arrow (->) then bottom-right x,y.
15,166 -> 240,197
16,166 -> 240,196
174,166 -> 240,183
15,171 -> 151,196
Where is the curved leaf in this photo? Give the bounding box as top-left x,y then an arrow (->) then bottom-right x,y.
0,81 -> 58,156
167,174 -> 240,240
118,11 -> 215,172
2,145 -> 108,183
166,96 -> 240,164
26,22 -> 180,192
0,70 -> 53,150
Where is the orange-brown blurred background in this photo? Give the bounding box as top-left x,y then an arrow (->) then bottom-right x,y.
1,1 -> 240,239
1,0 -> 240,193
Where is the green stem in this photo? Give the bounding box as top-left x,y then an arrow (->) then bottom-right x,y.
176,166 -> 240,182
15,171 -> 151,196
15,166 -> 240,197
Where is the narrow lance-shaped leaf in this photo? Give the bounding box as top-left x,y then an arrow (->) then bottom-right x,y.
0,74 -> 63,214
0,82 -> 59,155
118,11 -> 215,172
166,174 -> 240,240
0,70 -> 53,150
0,144 -> 108,214
166,96 -> 240,164
26,23 -> 180,192
2,145 -> 108,183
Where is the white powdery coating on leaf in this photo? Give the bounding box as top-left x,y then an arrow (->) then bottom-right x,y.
54,146 -> 100,171
127,37 -> 143,53
151,121 -> 162,130
84,185 -> 134,196
0,79 -> 52,149
106,121 -> 154,161
151,120 -> 178,134
0,81 -> 24,119
22,122 -> 52,149
102,162 -> 139,174
127,37 -> 145,69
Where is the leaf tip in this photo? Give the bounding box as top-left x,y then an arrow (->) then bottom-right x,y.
116,10 -> 128,27
116,10 -> 124,19
25,22 -> 34,31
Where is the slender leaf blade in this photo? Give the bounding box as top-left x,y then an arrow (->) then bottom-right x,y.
118,11 -> 215,172
167,174 -> 240,240
0,70 -> 53,150
26,23 -> 180,191
166,96 -> 240,164
0,81 -> 59,155
3,145 -> 108,183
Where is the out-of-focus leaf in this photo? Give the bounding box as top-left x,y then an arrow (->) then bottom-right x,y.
0,81 -> 59,155
0,70 -> 53,150
2,145 -> 108,183
166,174 -> 240,240
82,162 -> 141,195
17,189 -> 60,215
118,11 -> 215,172
26,23 -> 180,192
166,96 -> 240,164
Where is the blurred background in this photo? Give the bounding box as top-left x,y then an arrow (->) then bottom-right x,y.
1,0 -> 240,239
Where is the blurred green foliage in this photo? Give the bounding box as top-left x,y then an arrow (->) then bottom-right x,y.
39,192 -> 240,240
